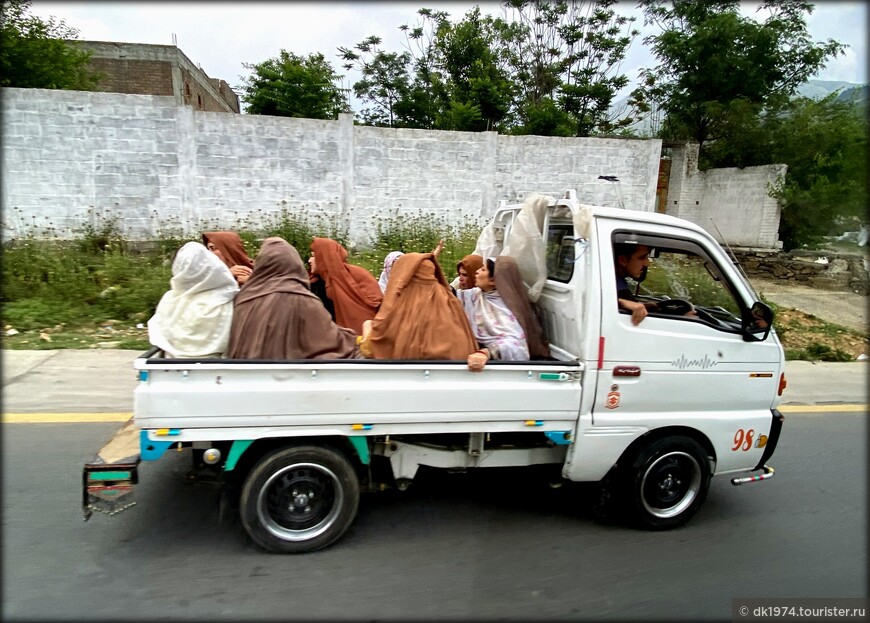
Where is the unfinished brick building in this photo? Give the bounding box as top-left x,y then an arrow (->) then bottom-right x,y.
68,40 -> 240,113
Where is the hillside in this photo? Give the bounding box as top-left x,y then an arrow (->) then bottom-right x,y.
612,79 -> 867,137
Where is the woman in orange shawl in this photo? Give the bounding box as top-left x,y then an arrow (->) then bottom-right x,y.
456,254 -> 484,290
361,252 -> 477,361
308,237 -> 383,335
225,237 -> 360,360
202,231 -> 254,285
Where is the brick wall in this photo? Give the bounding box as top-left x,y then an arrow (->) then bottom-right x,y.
89,58 -> 174,96
72,41 -> 238,114
665,142 -> 786,249
1,87 -> 664,246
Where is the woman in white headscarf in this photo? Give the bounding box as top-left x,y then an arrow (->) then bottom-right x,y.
377,250 -> 404,293
147,241 -> 240,358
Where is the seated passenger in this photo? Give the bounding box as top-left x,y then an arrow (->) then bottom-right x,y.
308,237 -> 383,335
377,251 -> 404,293
225,237 -> 361,360
202,231 -> 254,285
147,241 -> 239,358
454,254 -> 484,290
457,256 -> 550,370
359,252 -> 477,361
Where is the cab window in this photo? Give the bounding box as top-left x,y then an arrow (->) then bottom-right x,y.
613,234 -> 745,333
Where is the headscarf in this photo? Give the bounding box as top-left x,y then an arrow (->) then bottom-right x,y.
456,284 -> 529,361
366,253 -> 477,360
202,231 -> 254,270
493,256 -> 550,360
310,237 -> 383,334
456,254 -> 484,289
225,237 -> 360,360
147,241 -> 239,358
377,251 -> 404,293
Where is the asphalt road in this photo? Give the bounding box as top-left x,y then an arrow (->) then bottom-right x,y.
1,411 -> 866,621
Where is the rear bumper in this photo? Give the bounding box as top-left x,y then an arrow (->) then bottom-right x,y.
755,408 -> 784,470
82,418 -> 141,520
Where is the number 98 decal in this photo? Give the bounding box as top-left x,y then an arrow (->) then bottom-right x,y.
732,428 -> 768,451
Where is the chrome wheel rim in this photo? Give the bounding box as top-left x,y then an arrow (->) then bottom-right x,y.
257,462 -> 343,542
640,451 -> 702,519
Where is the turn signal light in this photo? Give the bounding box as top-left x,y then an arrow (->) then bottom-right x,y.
778,373 -> 787,396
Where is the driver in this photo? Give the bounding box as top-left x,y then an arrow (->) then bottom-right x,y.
614,243 -> 655,325
614,243 -> 696,325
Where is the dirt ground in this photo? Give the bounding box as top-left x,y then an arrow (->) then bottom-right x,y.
749,277 -> 868,359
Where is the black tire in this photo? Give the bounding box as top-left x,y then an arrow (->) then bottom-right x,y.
623,436 -> 711,530
239,445 -> 360,553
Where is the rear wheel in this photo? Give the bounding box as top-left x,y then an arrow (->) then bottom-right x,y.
623,436 -> 711,530
240,445 -> 360,553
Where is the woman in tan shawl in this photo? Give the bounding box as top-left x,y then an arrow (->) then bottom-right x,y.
455,254 -> 484,290
308,237 -> 383,335
202,231 -> 254,285
361,252 -> 477,361
225,237 -> 360,360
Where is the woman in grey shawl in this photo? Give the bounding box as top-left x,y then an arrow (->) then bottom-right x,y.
226,237 -> 361,360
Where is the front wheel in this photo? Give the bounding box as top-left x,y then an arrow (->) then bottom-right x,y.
240,445 -> 360,553
623,436 -> 711,530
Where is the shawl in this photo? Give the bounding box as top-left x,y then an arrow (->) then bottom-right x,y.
377,251 -> 404,293
455,283 -> 529,361
147,241 -> 239,358
456,254 -> 484,289
493,256 -> 550,360
225,237 -> 360,360
366,253 -> 477,360
202,231 -> 254,270
310,237 -> 383,334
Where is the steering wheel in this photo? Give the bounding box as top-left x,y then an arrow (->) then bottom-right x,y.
654,298 -> 694,316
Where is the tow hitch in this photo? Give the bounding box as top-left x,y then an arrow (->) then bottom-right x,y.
730,465 -> 775,486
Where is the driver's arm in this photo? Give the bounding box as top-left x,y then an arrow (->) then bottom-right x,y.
619,298 -> 654,325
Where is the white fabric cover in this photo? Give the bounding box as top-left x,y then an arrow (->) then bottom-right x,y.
501,194 -> 551,302
147,241 -> 239,358
472,221 -> 503,260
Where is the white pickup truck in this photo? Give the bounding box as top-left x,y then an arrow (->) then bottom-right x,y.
82,190 -> 786,553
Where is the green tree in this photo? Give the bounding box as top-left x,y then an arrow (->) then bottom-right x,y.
634,0 -> 845,153
433,7 -> 515,131
767,95 -> 867,250
0,0 -> 100,90
495,0 -> 639,136
240,50 -> 348,119
339,37 -> 414,127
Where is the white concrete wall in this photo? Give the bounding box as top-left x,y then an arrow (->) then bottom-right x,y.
666,142 -> 785,249
1,87 -> 665,246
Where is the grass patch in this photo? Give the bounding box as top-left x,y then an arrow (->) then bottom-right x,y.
2,209 -> 482,350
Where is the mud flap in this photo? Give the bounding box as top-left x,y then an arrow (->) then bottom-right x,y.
82,417 -> 141,520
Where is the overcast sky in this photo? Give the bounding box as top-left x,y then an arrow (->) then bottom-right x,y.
29,1 -> 868,107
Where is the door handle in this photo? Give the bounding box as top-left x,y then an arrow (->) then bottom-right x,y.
613,365 -> 641,377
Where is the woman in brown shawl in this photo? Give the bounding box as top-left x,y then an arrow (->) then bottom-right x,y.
308,237 -> 383,335
360,252 -> 477,361
225,237 -> 360,360
493,256 -> 550,360
202,231 -> 255,285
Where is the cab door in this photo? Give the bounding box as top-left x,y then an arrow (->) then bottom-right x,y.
592,218 -> 783,473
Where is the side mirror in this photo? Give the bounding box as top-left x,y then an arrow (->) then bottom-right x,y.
742,301 -> 773,342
